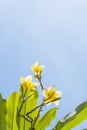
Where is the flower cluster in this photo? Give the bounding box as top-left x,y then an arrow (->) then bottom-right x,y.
20,61 -> 62,106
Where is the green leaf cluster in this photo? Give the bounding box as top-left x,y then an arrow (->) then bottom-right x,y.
0,91 -> 58,130
0,91 -> 87,130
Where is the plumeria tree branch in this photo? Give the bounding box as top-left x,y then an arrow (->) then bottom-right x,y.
45,97 -> 61,105
17,94 -> 33,115
18,114 -> 32,123
17,94 -> 34,124
26,102 -> 44,116
26,97 -> 61,117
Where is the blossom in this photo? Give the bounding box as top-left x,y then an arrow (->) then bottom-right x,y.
43,86 -> 62,105
20,75 -> 39,90
31,62 -> 45,75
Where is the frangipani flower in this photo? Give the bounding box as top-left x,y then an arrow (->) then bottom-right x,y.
31,62 -> 45,75
43,86 -> 62,105
20,75 -> 39,90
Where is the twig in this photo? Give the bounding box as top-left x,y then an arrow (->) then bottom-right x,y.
19,114 -> 31,123
26,97 -> 61,116
26,103 -> 44,116
45,97 -> 61,105
38,77 -> 44,90
17,94 -> 33,115
34,104 -> 43,125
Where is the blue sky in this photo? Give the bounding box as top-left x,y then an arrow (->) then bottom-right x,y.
0,0 -> 87,129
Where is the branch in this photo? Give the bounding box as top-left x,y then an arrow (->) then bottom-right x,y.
26,103 -> 44,116
17,94 -> 33,116
19,114 -> 31,123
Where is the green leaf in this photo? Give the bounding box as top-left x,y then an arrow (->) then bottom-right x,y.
0,93 -> 7,130
7,91 -> 20,130
53,101 -> 87,130
17,90 -> 38,130
35,107 -> 58,130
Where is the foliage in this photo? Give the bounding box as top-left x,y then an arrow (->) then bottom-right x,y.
0,62 -> 87,130
0,94 -> 7,130
35,108 -> 58,130
53,101 -> 87,130
7,92 -> 20,130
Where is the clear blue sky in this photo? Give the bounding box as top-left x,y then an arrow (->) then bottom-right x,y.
0,0 -> 87,129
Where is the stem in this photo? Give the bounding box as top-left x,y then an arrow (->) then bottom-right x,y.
17,93 -> 34,126
17,100 -> 24,115
19,114 -> 31,123
17,94 -> 33,115
27,115 -> 33,121
45,97 -> 61,105
26,102 -> 44,116
30,121 -> 35,130
34,103 -> 43,125
26,98 -> 61,129
26,97 -> 61,116
38,77 -> 44,90
29,103 -> 44,130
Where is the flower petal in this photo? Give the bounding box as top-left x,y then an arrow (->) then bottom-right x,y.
55,91 -> 62,98
48,86 -> 56,95
20,76 -> 25,83
31,62 -> 45,74
53,100 -> 60,105
25,75 -> 32,82
43,88 -> 49,98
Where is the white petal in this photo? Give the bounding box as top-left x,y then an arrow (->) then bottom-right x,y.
53,100 -> 60,105
20,76 -> 25,83
25,75 -> 32,81
56,91 -> 62,97
34,62 -> 39,66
